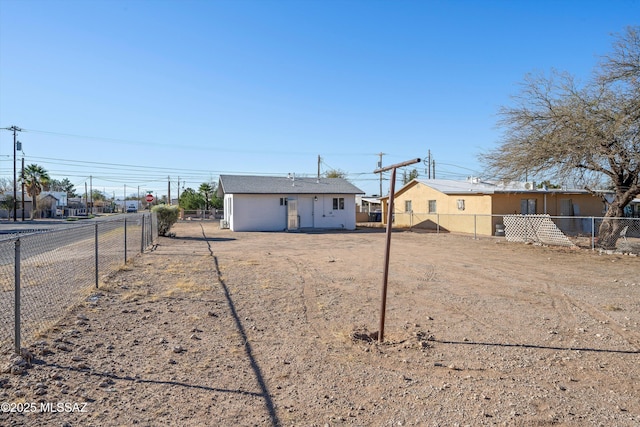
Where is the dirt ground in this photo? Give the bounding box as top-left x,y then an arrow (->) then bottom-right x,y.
1,220 -> 639,426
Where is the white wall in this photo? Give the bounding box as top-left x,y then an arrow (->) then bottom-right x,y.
312,195 -> 356,230
226,193 -> 357,231
228,194 -> 287,232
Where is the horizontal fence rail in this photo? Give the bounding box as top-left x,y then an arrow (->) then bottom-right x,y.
0,213 -> 158,355
389,212 -> 640,252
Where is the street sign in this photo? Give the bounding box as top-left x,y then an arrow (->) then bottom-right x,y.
146,194 -> 154,203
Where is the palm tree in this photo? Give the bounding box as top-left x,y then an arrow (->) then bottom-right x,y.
21,164 -> 50,219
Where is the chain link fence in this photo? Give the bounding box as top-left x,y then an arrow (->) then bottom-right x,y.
0,213 -> 157,355
179,209 -> 222,220
394,212 -> 640,252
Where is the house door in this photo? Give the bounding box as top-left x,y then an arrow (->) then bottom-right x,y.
287,198 -> 299,230
298,197 -> 314,228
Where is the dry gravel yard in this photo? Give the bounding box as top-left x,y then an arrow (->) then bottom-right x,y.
1,220 -> 639,426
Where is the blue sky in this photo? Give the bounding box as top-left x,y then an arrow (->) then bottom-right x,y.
0,0 -> 637,198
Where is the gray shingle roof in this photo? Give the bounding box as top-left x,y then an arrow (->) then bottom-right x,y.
218,175 -> 365,195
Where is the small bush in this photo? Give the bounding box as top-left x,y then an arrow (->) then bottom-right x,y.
153,205 -> 180,236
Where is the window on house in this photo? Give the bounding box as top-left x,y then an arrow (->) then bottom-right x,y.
333,197 -> 345,210
428,200 -> 437,213
457,199 -> 465,211
405,200 -> 412,212
280,198 -> 288,206
560,199 -> 574,216
520,199 -> 536,214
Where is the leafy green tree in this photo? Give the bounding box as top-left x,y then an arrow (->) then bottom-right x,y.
47,178 -> 78,197
211,191 -> 223,209
0,195 -> 15,213
90,190 -> 106,201
179,188 -> 205,210
199,183 -> 214,210
325,169 -> 347,179
21,164 -> 50,219
402,168 -> 419,185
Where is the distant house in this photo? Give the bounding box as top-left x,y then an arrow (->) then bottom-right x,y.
0,193 -> 33,219
381,178 -> 608,236
39,191 -> 68,218
217,175 -> 365,232
356,195 -> 382,222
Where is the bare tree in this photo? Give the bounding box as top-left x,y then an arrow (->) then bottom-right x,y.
0,177 -> 13,194
481,26 -> 640,248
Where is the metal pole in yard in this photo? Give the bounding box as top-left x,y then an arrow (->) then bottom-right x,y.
474,215 -> 477,239
95,223 -> 99,289
591,217 -> 595,250
14,239 -> 21,355
374,158 -> 421,343
140,214 -> 145,253
124,217 -> 128,264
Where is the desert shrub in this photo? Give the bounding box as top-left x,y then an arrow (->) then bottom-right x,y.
153,205 -> 180,236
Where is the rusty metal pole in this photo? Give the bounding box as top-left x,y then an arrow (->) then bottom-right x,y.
378,167 -> 396,343
374,158 -> 421,343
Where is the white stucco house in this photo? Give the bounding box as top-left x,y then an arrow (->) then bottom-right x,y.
217,175 -> 365,232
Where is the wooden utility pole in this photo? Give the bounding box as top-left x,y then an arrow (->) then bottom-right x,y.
9,126 -> 21,221
373,157 -> 421,343
376,152 -> 385,196
21,158 -> 25,221
168,176 -> 171,205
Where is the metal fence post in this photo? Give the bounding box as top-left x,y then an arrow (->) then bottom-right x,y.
591,216 -> 595,250
474,215 -> 477,239
95,223 -> 99,289
124,217 -> 128,264
141,214 -> 145,253
14,238 -> 21,355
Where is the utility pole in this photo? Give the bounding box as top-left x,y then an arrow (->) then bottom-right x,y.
376,152 -> 385,196
90,176 -> 93,215
3,126 -> 22,222
317,155 -> 321,182
424,150 -> 436,179
21,158 -> 25,221
176,177 -> 180,203
167,176 -> 171,205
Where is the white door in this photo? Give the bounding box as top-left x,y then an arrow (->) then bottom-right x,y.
298,197 -> 314,228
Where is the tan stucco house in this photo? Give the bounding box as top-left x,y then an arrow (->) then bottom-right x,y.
381,178 -> 608,236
